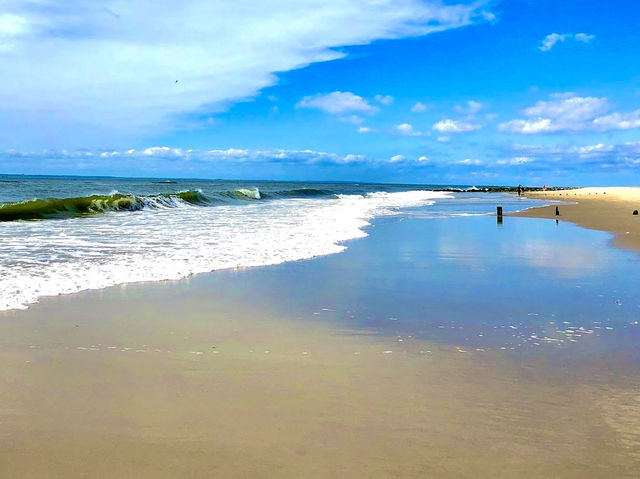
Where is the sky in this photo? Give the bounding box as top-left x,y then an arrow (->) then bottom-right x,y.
1,0 -> 639,185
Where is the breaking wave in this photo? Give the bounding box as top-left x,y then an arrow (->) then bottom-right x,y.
0,189 -> 452,311
0,187 -> 342,222
0,190 -> 208,222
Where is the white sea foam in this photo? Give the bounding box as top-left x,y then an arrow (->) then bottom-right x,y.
0,190 -> 450,311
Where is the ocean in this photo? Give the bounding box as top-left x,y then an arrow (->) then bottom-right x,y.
0,176 -> 544,312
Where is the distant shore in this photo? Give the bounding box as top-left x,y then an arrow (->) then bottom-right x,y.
514,187 -> 640,253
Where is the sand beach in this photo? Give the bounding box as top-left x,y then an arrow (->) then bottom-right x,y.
515,187 -> 640,253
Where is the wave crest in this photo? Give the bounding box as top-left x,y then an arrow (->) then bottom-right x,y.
0,190 -> 209,222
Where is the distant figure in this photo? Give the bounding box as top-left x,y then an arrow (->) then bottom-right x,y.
517,184 -> 523,197
542,184 -> 547,191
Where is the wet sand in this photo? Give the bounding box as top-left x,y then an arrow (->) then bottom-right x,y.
514,187 -> 640,252
1,284 -> 639,478
2,204 -> 640,477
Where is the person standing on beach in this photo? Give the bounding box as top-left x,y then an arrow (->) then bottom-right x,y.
517,184 -> 523,197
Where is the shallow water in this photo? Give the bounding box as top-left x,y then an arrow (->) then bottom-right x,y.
173,210 -> 640,368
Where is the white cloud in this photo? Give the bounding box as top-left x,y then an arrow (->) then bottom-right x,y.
342,154 -> 366,163
0,13 -> 28,37
142,146 -> 188,157
568,143 -> 615,157
592,111 -> 640,130
454,100 -> 483,115
523,94 -> 607,119
539,32 -> 595,51
396,122 -> 422,136
495,156 -> 533,165
481,11 -> 496,22
0,13 -> 28,52
386,154 -> 433,165
340,114 -> 365,124
510,156 -> 533,164
374,94 -> 394,105
539,33 -> 569,51
499,118 -> 553,134
411,101 -> 428,113
436,136 -> 451,143
456,158 -> 483,165
357,126 -> 372,134
574,33 -> 595,44
499,93 -> 640,133
297,92 -> 375,114
432,119 -> 479,133
0,0 -> 493,147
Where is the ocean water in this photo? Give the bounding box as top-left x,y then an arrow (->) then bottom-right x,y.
147,209 -> 640,364
272,215 -> 640,360
0,176 -> 544,312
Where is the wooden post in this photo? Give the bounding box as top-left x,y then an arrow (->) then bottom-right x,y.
497,206 -> 503,224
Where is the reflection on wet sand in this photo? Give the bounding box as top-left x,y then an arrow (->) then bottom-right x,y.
1,288 -> 639,478
509,239 -> 609,278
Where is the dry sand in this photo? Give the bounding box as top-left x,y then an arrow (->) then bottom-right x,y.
513,186 -> 640,253
1,278 -> 639,478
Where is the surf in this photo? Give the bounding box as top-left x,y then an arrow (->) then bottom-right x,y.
0,189 -> 451,311
0,187 -> 343,222
0,190 -> 213,222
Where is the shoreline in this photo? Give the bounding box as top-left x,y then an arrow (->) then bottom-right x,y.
513,187 -> 640,253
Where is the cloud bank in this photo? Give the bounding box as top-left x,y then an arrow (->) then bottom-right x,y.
0,0 -> 491,148
3,139 -> 640,184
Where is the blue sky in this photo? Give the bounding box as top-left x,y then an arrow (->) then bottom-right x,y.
1,0 -> 639,185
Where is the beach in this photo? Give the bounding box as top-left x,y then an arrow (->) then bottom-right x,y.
1,184 -> 640,477
515,187 -> 640,253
